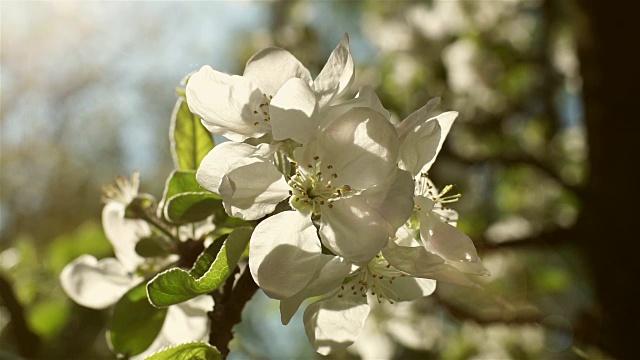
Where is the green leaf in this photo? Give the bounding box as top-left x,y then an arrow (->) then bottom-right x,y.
165,192 -> 222,224
161,170 -> 203,202
109,282 -> 168,357
170,97 -> 214,171
145,342 -> 221,360
147,227 -> 252,307
135,236 -> 170,258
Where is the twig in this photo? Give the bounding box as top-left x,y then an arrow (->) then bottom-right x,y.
208,265 -> 259,358
473,227 -> 576,253
451,153 -> 584,197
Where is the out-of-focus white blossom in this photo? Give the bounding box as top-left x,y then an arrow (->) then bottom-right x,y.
60,172 -> 212,358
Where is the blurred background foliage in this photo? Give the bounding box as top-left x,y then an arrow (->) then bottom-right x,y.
0,0 -> 633,359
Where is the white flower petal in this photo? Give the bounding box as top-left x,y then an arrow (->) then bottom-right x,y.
398,118 -> 441,176
269,78 -> 318,144
381,238 -> 446,276
280,255 -> 351,325
162,296 -> 212,344
396,97 -> 441,138
102,202 -> 149,272
304,294 -> 370,355
219,157 -> 290,220
249,211 -> 322,299
362,169 -> 415,231
128,295 -> 213,360
186,65 -> 268,141
243,47 -> 312,97
395,225 -> 421,247
320,196 -> 391,263
313,34 -> 355,107
316,107 -> 399,190
60,255 -> 135,309
420,111 -> 457,173
196,142 -> 266,195
381,238 -> 480,287
419,209 -> 489,276
385,277 -> 436,302
315,86 -> 389,131
354,86 -> 389,120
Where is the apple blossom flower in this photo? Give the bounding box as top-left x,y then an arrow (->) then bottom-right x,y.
60,173 -> 212,358
392,100 -> 489,281
272,245 -> 437,355
186,35 -> 354,143
412,176 -> 489,277
197,102 -> 415,296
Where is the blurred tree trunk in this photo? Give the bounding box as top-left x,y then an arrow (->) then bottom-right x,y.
576,0 -> 639,357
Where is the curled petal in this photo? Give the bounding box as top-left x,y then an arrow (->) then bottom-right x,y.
396,97 -> 441,138
186,66 -> 268,141
219,157 -> 290,220
249,211 -> 322,299
280,255 -> 351,325
398,119 -> 441,176
60,255 -> 135,309
381,238 -> 446,276
303,293 -> 370,356
270,78 -> 319,144
419,208 -> 489,276
386,277 -> 437,302
314,34 -> 355,107
196,142 -> 268,195
419,111 -> 457,173
243,47 -> 312,97
320,196 -> 390,264
397,104 -> 458,175
382,238 -> 480,287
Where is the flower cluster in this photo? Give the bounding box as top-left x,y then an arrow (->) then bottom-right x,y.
187,35 -> 488,354
60,173 -> 213,359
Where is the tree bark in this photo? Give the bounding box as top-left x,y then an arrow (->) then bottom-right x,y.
575,0 -> 640,357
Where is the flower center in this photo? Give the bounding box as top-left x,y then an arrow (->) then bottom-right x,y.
102,172 -> 140,205
287,155 -> 354,215
415,172 -> 460,225
251,93 -> 273,126
338,254 -> 406,304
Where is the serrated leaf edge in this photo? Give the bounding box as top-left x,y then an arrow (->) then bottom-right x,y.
143,341 -> 220,360
146,227 -> 251,308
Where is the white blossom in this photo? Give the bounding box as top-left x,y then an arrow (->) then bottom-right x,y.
197,98 -> 414,278
60,173 -> 212,358
186,35 -> 354,143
